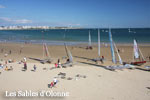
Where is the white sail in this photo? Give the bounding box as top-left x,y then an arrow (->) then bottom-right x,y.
88,30 -> 91,47
109,29 -> 116,64
133,39 -> 139,59
98,29 -> 100,57
113,42 -> 123,64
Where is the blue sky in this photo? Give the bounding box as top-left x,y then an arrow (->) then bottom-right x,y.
0,0 -> 150,28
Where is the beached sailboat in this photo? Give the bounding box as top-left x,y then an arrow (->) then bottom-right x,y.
61,43 -> 74,67
91,29 -> 104,63
86,30 -> 92,49
131,39 -> 146,66
106,29 -> 135,70
29,43 -> 53,64
40,43 -> 53,64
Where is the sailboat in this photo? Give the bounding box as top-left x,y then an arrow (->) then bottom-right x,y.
91,29 -> 104,63
106,29 -> 135,70
86,30 -> 92,49
40,43 -> 53,64
131,39 -> 146,66
29,43 -> 53,64
61,43 -> 74,67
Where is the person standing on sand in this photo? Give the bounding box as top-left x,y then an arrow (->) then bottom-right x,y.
19,49 -> 22,54
24,62 -> 27,70
9,50 -> 11,54
33,65 -> 37,71
55,63 -> 58,68
57,59 -> 61,68
24,57 -> 27,62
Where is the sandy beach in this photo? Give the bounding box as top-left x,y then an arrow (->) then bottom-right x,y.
0,42 -> 150,100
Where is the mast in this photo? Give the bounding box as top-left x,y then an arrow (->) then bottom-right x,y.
98,29 -> 100,57
109,28 -> 116,64
138,47 -> 145,61
88,30 -> 91,47
113,42 -> 123,64
43,43 -> 50,58
64,43 -> 73,62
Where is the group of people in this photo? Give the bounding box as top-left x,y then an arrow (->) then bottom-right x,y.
5,66 -> 13,71
54,59 -> 61,68
49,78 -> 58,88
0,61 -> 13,71
23,57 -> 37,71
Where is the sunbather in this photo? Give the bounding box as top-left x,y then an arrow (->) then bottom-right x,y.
50,81 -> 54,88
5,66 -> 8,71
53,78 -> 58,85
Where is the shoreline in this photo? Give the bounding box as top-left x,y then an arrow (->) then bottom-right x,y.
0,41 -> 150,46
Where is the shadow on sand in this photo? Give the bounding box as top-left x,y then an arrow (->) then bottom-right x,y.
77,61 -> 116,72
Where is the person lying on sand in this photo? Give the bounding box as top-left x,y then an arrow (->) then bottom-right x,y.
5,66 -> 8,71
53,78 -> 58,85
9,66 -> 13,70
5,66 -> 13,71
0,64 -> 4,68
4,53 -> 8,57
50,81 -> 54,88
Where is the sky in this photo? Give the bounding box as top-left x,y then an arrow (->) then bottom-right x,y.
0,0 -> 150,28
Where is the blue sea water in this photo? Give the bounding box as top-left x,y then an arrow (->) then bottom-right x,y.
0,28 -> 150,45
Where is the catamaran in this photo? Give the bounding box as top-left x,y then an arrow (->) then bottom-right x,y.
29,43 -> 53,64
131,39 -> 146,66
40,43 -> 53,64
91,29 -> 104,63
86,30 -> 92,49
106,29 -> 135,70
61,43 -> 74,67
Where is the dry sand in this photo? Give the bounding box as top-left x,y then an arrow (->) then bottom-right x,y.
0,43 -> 150,100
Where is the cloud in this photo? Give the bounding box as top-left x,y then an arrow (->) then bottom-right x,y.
0,5 -> 5,8
0,17 -> 32,24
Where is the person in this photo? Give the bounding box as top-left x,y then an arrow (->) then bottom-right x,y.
24,57 -> 27,62
50,81 -> 54,88
10,66 -> 13,70
55,63 -> 58,68
0,64 -> 3,68
24,62 -> 27,70
8,59 -> 12,63
57,59 -> 61,68
33,65 -> 37,71
53,78 -> 58,86
57,59 -> 60,64
100,58 -> 104,64
5,60 -> 7,65
9,50 -> 11,54
5,66 -> 8,71
102,56 -> 104,60
4,53 -> 8,57
66,58 -> 70,63
19,48 -> 22,54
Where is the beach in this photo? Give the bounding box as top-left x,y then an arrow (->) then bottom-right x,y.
0,42 -> 150,100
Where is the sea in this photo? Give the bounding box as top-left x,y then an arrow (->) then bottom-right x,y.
0,28 -> 150,45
